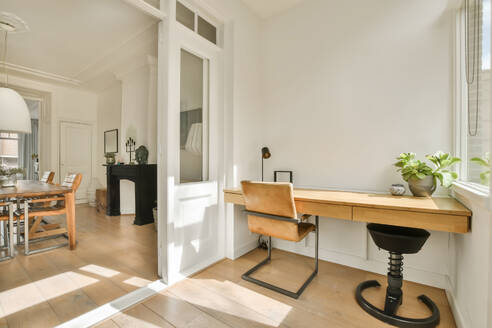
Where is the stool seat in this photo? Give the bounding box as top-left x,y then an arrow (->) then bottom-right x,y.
368,223 -> 430,254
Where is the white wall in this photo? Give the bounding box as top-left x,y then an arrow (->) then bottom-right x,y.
4,73 -> 98,186
227,0 -> 457,288
448,190 -> 490,328
261,0 -> 453,193
96,82 -> 122,187
116,56 -> 158,214
198,0 -> 264,258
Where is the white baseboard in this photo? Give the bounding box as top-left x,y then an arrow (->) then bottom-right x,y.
446,289 -> 470,328
56,280 -> 167,328
120,207 -> 135,215
232,239 -> 258,260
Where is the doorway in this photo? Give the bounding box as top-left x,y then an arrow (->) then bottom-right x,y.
163,15 -> 225,284
59,121 -> 93,203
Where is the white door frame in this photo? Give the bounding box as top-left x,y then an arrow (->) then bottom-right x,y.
157,0 -> 225,284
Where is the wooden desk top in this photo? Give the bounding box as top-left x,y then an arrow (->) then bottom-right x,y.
0,180 -> 71,199
224,188 -> 472,233
224,188 -> 470,216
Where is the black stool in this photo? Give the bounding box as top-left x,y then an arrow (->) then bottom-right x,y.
355,223 -> 440,328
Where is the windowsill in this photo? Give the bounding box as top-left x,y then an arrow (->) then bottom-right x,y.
452,181 -> 489,208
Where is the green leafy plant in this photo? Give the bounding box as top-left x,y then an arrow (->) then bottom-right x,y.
0,167 -> 25,176
394,151 -> 461,188
394,153 -> 433,180
425,151 -> 461,188
471,152 -> 490,186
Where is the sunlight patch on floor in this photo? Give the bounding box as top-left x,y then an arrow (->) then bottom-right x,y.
180,278 -> 292,327
123,277 -> 153,287
0,272 -> 99,317
79,264 -> 120,278
199,278 -> 292,322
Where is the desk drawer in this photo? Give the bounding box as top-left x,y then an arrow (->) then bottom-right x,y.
296,201 -> 352,220
353,207 -> 469,233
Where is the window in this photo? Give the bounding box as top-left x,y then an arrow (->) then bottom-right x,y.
179,49 -> 209,183
0,133 -> 19,169
458,0 -> 491,189
198,16 -> 217,44
175,1 -> 218,45
176,1 -> 195,31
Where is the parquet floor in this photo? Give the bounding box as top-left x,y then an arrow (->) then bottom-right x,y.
0,205 -> 158,328
97,248 -> 456,328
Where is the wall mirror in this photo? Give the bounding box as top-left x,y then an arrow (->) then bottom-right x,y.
104,129 -> 118,154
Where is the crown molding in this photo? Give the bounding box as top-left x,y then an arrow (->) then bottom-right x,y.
75,22 -> 157,82
113,55 -> 157,81
0,61 -> 82,86
119,0 -> 166,20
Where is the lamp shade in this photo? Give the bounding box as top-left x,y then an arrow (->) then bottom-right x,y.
261,147 -> 271,159
0,87 -> 31,134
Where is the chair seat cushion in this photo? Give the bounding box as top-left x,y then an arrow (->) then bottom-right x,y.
248,215 -> 315,242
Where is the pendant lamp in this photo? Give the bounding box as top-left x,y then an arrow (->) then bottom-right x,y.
0,12 -> 31,134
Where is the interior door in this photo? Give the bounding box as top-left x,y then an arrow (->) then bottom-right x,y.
59,121 -> 93,203
166,27 -> 224,283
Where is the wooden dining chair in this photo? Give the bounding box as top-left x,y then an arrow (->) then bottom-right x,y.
240,181 -> 319,299
40,171 -> 55,184
0,201 -> 14,261
19,173 -> 82,255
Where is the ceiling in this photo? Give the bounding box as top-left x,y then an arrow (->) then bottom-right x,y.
241,0 -> 308,19
0,0 -> 158,85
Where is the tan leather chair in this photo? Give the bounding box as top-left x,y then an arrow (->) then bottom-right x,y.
241,181 -> 319,299
19,173 -> 82,255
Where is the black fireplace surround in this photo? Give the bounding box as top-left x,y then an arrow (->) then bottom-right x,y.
106,164 -> 157,226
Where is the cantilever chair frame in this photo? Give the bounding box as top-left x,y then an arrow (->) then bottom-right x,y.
0,202 -> 14,262
242,210 -> 319,299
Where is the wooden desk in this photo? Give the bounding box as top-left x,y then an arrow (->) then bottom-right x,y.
0,180 -> 76,249
224,188 -> 471,233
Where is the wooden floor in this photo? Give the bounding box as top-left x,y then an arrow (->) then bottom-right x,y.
97,248 -> 456,328
0,205 -> 158,328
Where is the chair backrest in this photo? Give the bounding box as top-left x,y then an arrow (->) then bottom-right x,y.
40,171 -> 55,184
61,173 -> 83,192
241,181 -> 300,241
241,181 -> 297,218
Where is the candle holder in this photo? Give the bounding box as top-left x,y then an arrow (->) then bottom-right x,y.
126,137 -> 136,164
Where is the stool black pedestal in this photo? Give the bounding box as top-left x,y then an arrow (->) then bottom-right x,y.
355,224 -> 440,328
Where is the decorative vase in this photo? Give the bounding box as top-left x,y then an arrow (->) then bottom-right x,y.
408,176 -> 436,197
389,184 -> 406,196
105,153 -> 116,165
0,174 -> 17,187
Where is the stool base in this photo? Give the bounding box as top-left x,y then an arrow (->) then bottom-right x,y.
355,280 -> 440,328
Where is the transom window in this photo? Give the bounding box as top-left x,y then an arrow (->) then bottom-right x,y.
176,1 -> 218,45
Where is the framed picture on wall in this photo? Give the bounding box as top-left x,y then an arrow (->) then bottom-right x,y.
274,171 -> 293,183
104,129 -> 118,154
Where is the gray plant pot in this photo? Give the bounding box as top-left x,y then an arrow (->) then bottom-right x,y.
408,176 -> 436,197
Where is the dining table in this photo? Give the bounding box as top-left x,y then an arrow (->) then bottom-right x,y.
0,180 -> 76,250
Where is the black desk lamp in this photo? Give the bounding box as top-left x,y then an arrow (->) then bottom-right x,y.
261,147 -> 271,181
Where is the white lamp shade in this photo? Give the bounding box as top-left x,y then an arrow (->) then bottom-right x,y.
0,87 -> 31,134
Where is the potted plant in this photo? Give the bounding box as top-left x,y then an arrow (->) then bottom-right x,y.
394,151 -> 461,197
0,167 -> 25,187
471,152 -> 490,186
